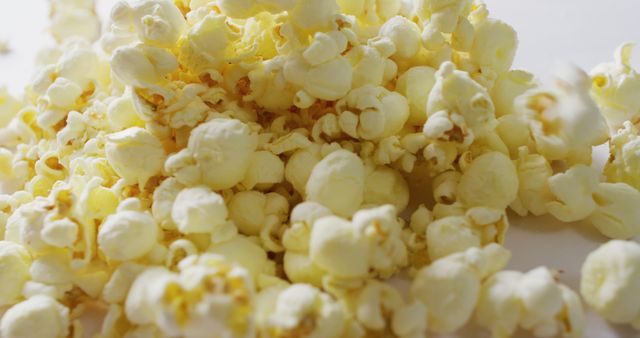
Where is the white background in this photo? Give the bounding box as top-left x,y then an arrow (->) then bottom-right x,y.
1,1 -> 640,337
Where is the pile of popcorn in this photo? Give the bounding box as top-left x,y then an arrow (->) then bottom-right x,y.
1,0 -> 640,337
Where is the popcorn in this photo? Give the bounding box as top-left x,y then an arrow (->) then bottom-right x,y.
172,186 -> 234,238
336,85 -> 410,141
0,241 -> 31,306
604,121 -> 640,190
516,65 -> 609,164
98,198 -> 159,261
0,295 -> 70,338
305,149 -> 365,217
2,0 -> 639,335
258,284 -> 346,338
126,254 -> 255,338
476,266 -> 585,338
457,151 -> 519,210
396,66 -> 437,125
581,240 -> 640,329
105,127 -> 166,188
427,62 -> 497,139
378,16 -> 421,59
469,19 -> 518,74
590,43 -> 640,131
410,244 -> 511,333
165,118 -> 258,190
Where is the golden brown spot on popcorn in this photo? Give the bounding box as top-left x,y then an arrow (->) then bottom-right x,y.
45,156 -> 64,171
237,76 -> 251,96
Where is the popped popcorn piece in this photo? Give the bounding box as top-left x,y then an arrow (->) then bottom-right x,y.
98,198 -> 159,261
604,121 -> 640,190
0,241 -> 31,305
547,165 -> 640,239
590,43 -> 640,131
0,295 -> 70,338
105,127 -> 166,188
581,240 -> 640,329
165,118 -> 258,190
469,19 -> 518,74
126,254 -> 255,338
476,266 -> 585,338
171,186 -> 232,236
410,244 -> 511,333
516,65 -> 609,165
457,151 -> 519,210
305,149 -> 365,217
258,284 -> 347,338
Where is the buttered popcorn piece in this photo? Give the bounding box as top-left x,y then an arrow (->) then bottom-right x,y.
581,240 -> 640,329
105,127 -> 166,188
0,295 -> 69,338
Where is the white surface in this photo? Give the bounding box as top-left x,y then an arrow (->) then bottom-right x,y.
1,1 -> 640,337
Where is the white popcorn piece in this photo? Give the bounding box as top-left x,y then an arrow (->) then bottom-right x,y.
0,241 -> 31,306
50,0 -> 100,43
165,118 -> 258,190
98,198 -> 159,261
105,127 -> 166,188
111,44 -> 178,90
305,149 -> 365,217
426,215 -> 481,261
457,151 -> 519,210
516,65 -> 609,165
396,66 -> 437,125
310,215 -> 369,279
410,244 -> 511,333
581,240 -> 640,328
469,19 -> 518,74
242,150 -> 285,189
590,43 -> 640,132
126,254 -> 255,338
604,121 -> 640,190
260,284 -> 346,338
427,62 -> 497,139
378,16 -> 421,59
0,295 -> 69,338
171,186 -> 231,235
510,147 -> 554,216
476,266 -> 585,338
337,85 -> 410,141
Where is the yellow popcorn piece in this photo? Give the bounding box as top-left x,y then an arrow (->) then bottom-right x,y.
98,198 -> 159,261
0,295 -> 70,338
165,118 -> 258,190
410,244 -> 511,333
476,267 -> 585,338
171,186 -> 232,235
604,121 -> 640,190
2,0 -> 639,335
590,43 -> 640,132
581,240 -> 640,329
305,149 -> 365,218
0,241 -> 31,306
105,127 -> 166,188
